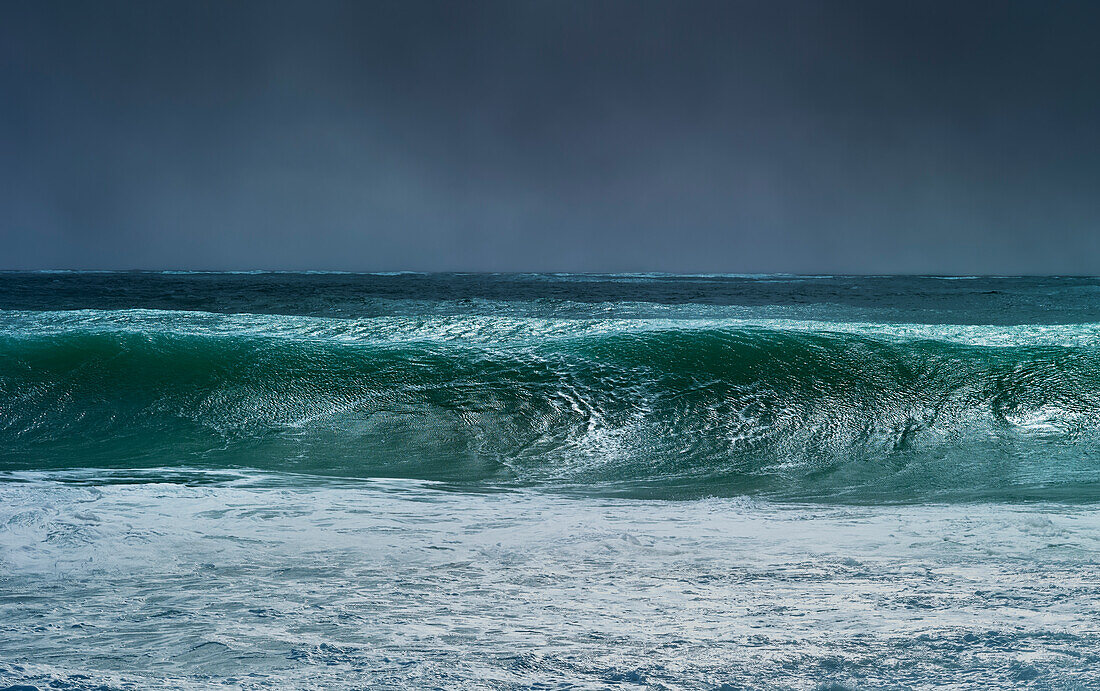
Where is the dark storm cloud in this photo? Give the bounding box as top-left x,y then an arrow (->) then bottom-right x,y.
2,0 -> 1099,272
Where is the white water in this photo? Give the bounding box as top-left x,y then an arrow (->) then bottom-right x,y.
13,308 -> 1100,348
2,473 -> 1098,689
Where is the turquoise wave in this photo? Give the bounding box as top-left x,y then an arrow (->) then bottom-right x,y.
3,310 -> 1100,502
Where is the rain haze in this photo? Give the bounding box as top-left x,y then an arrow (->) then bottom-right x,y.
2,0 -> 1099,273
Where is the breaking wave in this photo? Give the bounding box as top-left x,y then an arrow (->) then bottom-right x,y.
3,310 -> 1100,501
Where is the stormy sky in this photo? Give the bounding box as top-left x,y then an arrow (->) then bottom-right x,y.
2,0 -> 1099,273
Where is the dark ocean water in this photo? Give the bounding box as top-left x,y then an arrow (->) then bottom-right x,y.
2,273 -> 1099,689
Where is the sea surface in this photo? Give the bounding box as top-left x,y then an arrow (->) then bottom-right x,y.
1,272 -> 1098,689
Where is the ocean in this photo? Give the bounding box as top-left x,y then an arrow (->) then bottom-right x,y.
1,272 -> 1098,688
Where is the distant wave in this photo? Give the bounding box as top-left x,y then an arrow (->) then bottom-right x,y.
3,309 -> 1100,502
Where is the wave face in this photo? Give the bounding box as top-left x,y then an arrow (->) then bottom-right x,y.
4,301 -> 1100,502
